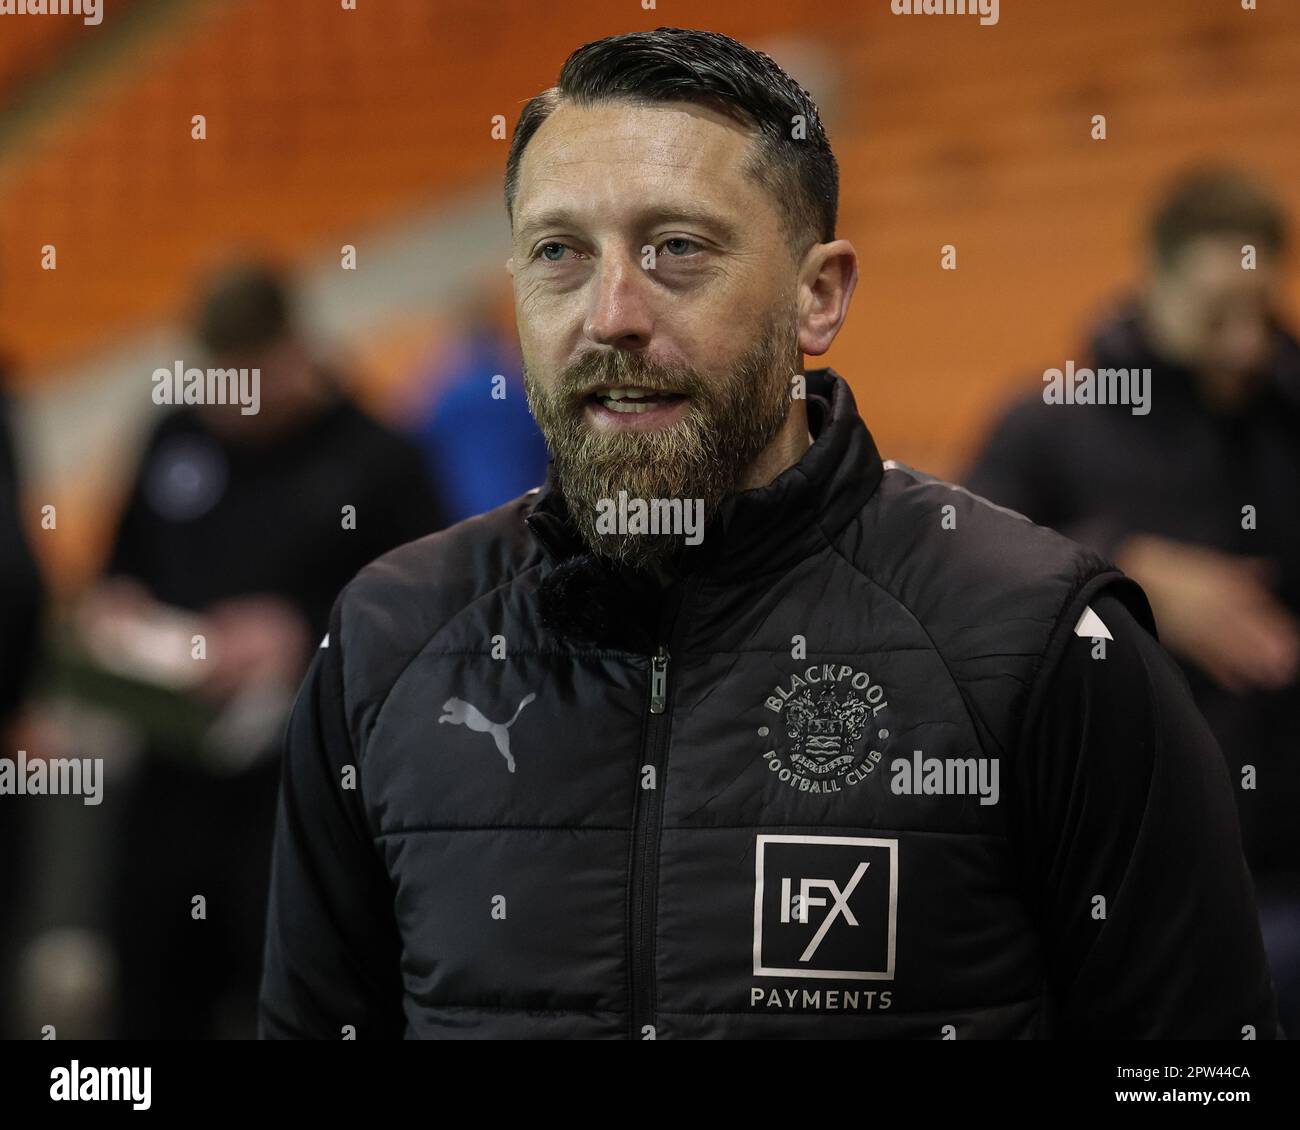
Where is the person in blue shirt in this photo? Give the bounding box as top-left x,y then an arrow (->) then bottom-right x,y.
412,318 -> 550,526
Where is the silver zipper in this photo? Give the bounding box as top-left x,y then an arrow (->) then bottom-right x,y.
649,647 -> 670,714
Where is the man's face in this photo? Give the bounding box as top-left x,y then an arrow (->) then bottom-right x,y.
1148,235 -> 1280,407
508,100 -> 803,571
198,336 -> 311,437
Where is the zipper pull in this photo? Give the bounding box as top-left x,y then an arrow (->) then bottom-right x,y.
649,646 -> 670,715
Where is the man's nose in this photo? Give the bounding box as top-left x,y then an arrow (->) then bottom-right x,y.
583,249 -> 654,348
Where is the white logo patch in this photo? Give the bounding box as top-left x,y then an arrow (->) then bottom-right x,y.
1073,605 -> 1112,640
753,834 -> 898,980
438,693 -> 536,773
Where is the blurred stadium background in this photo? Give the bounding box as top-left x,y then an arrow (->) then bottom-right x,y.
3,0 -> 1298,592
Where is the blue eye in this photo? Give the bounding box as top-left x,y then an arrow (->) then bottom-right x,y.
533,239 -> 698,263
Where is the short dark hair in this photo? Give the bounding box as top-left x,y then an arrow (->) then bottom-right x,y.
195,263 -> 294,355
1150,167 -> 1288,268
505,27 -> 838,261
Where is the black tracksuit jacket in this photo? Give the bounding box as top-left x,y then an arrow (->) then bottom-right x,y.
259,369 -> 1280,1039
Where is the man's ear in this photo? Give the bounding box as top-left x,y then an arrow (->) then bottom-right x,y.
797,239 -> 857,358
506,257 -> 515,277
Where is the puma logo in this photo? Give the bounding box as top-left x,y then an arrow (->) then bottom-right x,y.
438,693 -> 536,773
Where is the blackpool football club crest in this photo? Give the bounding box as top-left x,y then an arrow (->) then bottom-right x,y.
757,663 -> 891,793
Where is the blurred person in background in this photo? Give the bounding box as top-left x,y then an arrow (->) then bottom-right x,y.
965,167 -> 1300,1033
0,361 -> 47,1037
87,263 -> 443,1037
409,287 -> 549,524
0,366 -> 44,727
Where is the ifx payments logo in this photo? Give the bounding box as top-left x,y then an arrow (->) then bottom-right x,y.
752,834 -> 898,1002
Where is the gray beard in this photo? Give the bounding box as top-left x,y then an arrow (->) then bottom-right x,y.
524,316 -> 799,573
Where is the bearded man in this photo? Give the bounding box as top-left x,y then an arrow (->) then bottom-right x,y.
259,27 -> 1279,1040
